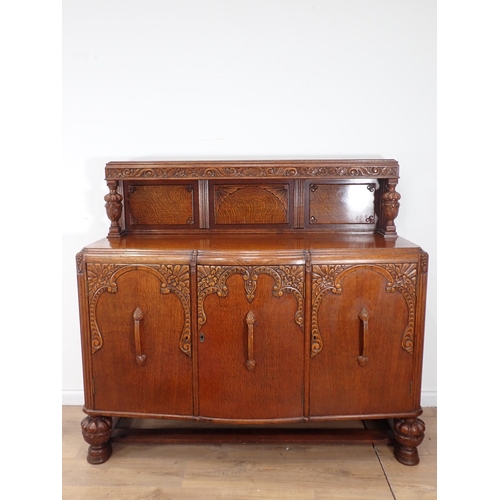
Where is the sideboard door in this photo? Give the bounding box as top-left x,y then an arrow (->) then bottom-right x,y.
197,266 -> 305,420
87,263 -> 193,416
310,263 -> 419,417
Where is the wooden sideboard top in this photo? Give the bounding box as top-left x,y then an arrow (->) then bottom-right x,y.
80,234 -> 424,264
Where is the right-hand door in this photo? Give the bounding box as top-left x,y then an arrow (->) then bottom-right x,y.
309,262 -> 418,417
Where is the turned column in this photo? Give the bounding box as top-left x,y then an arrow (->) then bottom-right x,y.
379,178 -> 401,239
104,180 -> 123,238
81,415 -> 113,464
393,417 -> 425,465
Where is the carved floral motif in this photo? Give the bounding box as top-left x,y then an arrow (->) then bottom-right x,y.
197,265 -> 304,330
86,263 -> 191,356
311,263 -> 418,357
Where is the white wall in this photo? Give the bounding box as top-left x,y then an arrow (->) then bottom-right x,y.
62,0 -> 436,406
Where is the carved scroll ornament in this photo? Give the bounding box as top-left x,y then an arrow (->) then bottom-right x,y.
106,164 -> 399,180
197,265 -> 304,330
86,263 -> 191,356
311,263 -> 417,357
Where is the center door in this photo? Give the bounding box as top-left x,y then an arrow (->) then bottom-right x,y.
197,265 -> 305,421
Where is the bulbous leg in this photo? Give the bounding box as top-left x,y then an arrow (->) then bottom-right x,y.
81,415 -> 113,464
393,417 -> 425,465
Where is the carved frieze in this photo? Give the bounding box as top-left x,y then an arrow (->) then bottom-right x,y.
311,263 -> 418,357
197,265 -> 304,330
86,263 -> 191,356
106,164 -> 399,180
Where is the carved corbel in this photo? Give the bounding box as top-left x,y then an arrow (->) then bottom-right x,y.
104,180 -> 123,238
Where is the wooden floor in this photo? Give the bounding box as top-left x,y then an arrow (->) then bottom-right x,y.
63,406 -> 436,499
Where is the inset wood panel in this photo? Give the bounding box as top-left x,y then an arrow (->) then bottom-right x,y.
307,182 -> 376,226
210,182 -> 292,227
125,182 -> 196,228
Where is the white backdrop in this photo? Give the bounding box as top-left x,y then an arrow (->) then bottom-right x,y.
62,0 -> 437,405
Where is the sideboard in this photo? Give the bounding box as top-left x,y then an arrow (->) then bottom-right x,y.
76,159 -> 428,466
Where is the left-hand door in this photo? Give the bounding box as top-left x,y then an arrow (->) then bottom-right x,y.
84,262 -> 193,416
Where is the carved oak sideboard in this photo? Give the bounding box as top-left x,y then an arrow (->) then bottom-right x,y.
76,159 -> 428,466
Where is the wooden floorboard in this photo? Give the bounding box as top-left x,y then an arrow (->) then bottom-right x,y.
62,406 -> 436,499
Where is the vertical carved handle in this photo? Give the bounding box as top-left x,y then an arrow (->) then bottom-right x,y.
358,307 -> 369,367
245,311 -> 256,371
133,307 -> 146,366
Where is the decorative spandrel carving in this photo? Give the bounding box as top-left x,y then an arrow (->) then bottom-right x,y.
157,264 -> 192,356
86,263 -> 191,356
311,265 -> 350,356
311,263 -> 418,357
383,263 -> 417,354
197,265 -> 304,330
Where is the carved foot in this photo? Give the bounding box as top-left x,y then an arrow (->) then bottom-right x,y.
393,417 -> 425,465
81,415 -> 113,464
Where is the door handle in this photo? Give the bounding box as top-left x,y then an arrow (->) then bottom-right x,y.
133,307 -> 146,366
245,311 -> 256,371
358,307 -> 369,367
